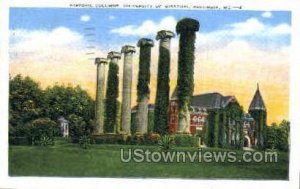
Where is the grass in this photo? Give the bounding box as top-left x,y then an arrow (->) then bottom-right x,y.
9,139 -> 289,179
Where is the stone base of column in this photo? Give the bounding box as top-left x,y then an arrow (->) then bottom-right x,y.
175,131 -> 191,135
118,130 -> 132,136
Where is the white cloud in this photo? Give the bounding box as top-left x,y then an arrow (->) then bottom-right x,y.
262,11 -> 272,18
80,15 -> 90,22
228,18 -> 265,36
110,16 -> 177,37
270,24 -> 291,35
10,27 -> 87,63
194,17 -> 290,52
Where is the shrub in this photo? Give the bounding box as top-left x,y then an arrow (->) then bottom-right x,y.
68,114 -> 89,143
9,137 -> 30,145
79,135 -> 92,149
127,135 -> 145,145
93,134 -> 126,144
158,135 -> 174,151
27,118 -> 57,145
174,135 -> 198,147
145,133 -> 161,145
39,136 -> 53,146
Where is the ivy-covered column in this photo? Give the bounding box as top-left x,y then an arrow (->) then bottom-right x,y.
213,110 -> 220,147
239,119 -> 244,149
154,30 -> 175,134
94,58 -> 108,134
121,45 -> 136,135
104,51 -> 121,133
176,18 -> 200,134
220,110 -> 227,147
136,38 -> 154,135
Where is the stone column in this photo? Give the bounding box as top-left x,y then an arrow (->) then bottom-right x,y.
95,57 -> 108,134
121,45 -> 136,135
136,38 -> 154,135
153,30 -> 175,134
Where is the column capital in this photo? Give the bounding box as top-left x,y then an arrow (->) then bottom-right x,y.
156,30 -> 175,40
137,38 -> 154,47
176,18 -> 200,34
95,57 -> 108,65
121,45 -> 136,54
107,51 -> 121,60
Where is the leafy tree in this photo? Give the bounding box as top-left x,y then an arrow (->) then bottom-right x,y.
9,74 -> 44,127
265,123 -> 278,149
277,120 -> 289,151
176,18 -> 200,133
265,120 -> 289,151
104,61 -> 119,133
44,85 -> 94,124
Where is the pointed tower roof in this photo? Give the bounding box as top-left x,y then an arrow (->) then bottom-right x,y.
249,83 -> 266,111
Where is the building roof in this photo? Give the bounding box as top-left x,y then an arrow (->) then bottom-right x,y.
171,86 -> 237,110
57,116 -> 69,123
248,84 -> 266,111
191,93 -> 236,110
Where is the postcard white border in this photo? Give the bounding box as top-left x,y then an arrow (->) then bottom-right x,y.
1,0 -> 300,189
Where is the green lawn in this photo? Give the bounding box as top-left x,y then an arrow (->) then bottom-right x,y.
9,139 -> 289,179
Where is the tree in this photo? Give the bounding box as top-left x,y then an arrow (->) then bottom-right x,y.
104,60 -> 119,133
44,84 -> 95,124
176,18 -> 200,133
9,74 -> 44,127
277,120 -> 289,151
265,120 -> 289,151
265,123 -> 278,149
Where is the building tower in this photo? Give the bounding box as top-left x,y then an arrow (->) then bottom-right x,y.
248,83 -> 267,149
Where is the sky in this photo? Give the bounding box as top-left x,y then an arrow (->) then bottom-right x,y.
9,8 -> 291,124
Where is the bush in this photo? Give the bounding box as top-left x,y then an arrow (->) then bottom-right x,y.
127,135 -> 145,145
68,114 -> 90,143
9,137 -> 30,145
39,136 -> 53,146
174,135 -> 198,147
145,133 -> 161,145
79,135 -> 92,149
27,118 -> 58,145
93,134 -> 126,144
158,135 -> 174,151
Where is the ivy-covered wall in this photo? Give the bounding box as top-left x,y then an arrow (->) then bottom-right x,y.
204,102 -> 243,148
